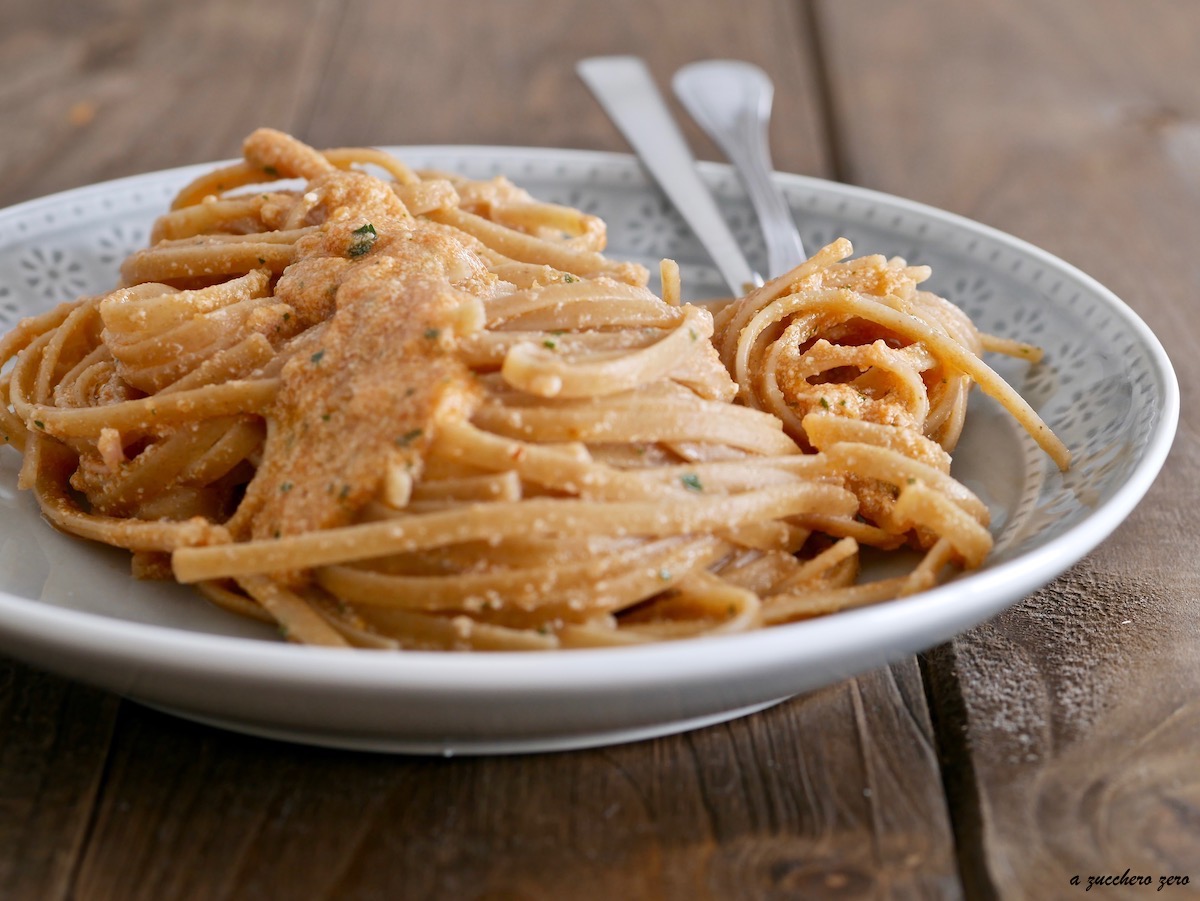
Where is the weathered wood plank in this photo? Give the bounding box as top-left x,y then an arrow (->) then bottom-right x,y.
817,0 -> 1200,895
0,660 -> 119,901
70,660 -> 957,901
0,0 -> 338,206
300,0 -> 830,177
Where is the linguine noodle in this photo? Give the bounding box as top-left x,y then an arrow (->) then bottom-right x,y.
0,129 -> 1068,650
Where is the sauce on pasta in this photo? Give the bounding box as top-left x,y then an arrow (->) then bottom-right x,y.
0,129 -> 1068,650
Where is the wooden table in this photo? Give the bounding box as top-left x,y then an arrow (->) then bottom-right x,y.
2,2 -> 1198,898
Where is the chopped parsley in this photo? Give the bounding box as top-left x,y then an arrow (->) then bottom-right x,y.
562,274 -> 577,283
542,338 -> 557,350
681,472 -> 703,492
263,165 -> 280,178
33,420 -> 44,429
396,428 -> 423,447
321,412 -> 331,422
310,350 -> 325,365
347,222 -> 377,257
819,397 -> 830,409
424,328 -> 441,340
280,482 -> 293,493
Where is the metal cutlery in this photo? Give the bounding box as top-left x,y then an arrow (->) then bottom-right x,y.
576,55 -> 761,295
673,59 -> 807,275
578,55 -> 807,298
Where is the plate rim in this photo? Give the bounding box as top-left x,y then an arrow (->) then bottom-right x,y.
0,146 -> 1180,695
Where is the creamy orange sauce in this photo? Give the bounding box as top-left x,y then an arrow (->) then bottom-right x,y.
232,178 -> 504,545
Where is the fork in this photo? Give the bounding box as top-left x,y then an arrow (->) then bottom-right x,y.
673,59 -> 807,276
577,55 -> 761,295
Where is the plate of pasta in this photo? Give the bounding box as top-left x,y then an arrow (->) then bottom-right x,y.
0,131 -> 1176,753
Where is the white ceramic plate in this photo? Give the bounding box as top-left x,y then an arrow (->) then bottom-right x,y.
0,148 -> 1178,754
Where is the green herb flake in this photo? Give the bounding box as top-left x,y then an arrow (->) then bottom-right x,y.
33,420 -> 44,430
257,256 -> 266,265
907,477 -> 917,485
321,412 -> 331,422
338,484 -> 351,500
311,349 -> 325,365
263,165 -> 280,178
681,472 -> 703,492
424,328 -> 441,340
819,397 -> 830,409
282,312 -> 291,322
562,274 -> 576,283
347,222 -> 377,257
688,328 -> 698,341
542,338 -> 557,350
396,428 -> 423,447
280,482 -> 293,493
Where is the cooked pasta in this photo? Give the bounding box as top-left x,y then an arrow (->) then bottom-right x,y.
0,129 -> 1068,650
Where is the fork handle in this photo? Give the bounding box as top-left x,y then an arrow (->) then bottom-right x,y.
674,60 -> 807,276
577,56 -> 761,295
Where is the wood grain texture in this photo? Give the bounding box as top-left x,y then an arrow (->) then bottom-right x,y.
0,660 -> 118,901
817,0 -> 1200,895
0,0 -> 832,205
300,0 -> 830,178
0,0 -> 340,205
70,661 -> 956,901
0,1 -> 963,899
